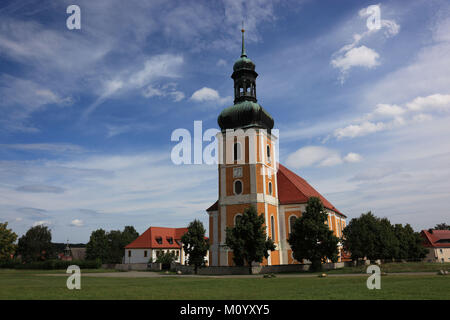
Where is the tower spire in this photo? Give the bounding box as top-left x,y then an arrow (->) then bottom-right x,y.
241,21 -> 247,57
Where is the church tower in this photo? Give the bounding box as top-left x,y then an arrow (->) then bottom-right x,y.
207,28 -> 282,266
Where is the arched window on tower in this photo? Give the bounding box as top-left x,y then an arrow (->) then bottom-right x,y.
267,145 -> 271,163
234,142 -> 241,161
270,216 -> 275,240
234,180 -> 243,195
268,181 -> 273,195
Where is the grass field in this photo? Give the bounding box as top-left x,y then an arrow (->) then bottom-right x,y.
324,262 -> 450,274
0,269 -> 449,300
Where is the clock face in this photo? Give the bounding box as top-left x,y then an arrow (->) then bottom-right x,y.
233,167 -> 243,178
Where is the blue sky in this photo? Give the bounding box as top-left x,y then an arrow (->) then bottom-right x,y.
1,0 -> 450,243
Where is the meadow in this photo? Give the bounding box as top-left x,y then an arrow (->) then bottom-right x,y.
0,268 -> 449,300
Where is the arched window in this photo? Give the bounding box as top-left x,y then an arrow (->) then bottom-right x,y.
270,216 -> 275,240
289,215 -> 297,234
234,180 -> 243,195
234,214 -> 242,225
268,181 -> 273,195
267,145 -> 271,162
234,142 -> 241,161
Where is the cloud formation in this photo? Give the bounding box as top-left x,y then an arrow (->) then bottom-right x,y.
331,4 -> 399,82
285,146 -> 361,168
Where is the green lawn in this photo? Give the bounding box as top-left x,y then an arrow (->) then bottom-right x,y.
325,262 -> 450,274
0,269 -> 449,300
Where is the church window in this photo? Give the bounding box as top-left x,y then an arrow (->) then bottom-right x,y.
267,145 -> 271,162
234,214 -> 242,225
289,215 -> 297,235
234,142 -> 241,161
270,216 -> 275,240
268,182 -> 273,195
234,180 -> 243,195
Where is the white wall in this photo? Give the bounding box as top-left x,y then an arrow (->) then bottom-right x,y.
124,248 -> 185,264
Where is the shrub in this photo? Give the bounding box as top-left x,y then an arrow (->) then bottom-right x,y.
0,259 -> 101,270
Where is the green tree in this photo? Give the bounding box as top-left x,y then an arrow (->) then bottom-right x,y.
155,251 -> 177,269
394,224 -> 428,260
434,223 -> 450,230
344,213 -> 427,262
87,226 -> 139,263
181,219 -> 209,274
86,229 -> 109,263
225,206 -> 275,274
107,230 -> 124,264
122,226 -> 139,246
343,212 -> 380,261
288,197 -> 339,271
17,225 -> 53,262
377,217 -> 399,260
0,222 -> 18,261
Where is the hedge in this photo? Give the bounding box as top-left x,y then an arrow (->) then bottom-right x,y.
0,259 -> 101,270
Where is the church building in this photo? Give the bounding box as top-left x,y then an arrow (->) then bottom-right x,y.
206,28 -> 347,266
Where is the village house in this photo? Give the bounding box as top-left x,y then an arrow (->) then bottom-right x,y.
421,229 -> 450,263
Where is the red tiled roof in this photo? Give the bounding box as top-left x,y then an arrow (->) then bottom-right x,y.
421,229 -> 450,248
125,226 -> 188,249
277,164 -> 345,217
205,163 -> 345,217
206,200 -> 218,212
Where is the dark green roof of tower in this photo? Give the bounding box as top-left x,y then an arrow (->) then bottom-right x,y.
218,101 -> 274,131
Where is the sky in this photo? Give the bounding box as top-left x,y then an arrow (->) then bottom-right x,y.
1,0 -> 450,243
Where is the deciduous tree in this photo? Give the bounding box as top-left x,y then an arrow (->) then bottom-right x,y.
0,222 -> 18,261
181,219 -> 209,274
225,206 -> 275,274
17,225 -> 53,262
288,197 -> 339,271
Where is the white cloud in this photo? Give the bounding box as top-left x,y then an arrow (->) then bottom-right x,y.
142,83 -> 185,102
344,152 -> 363,163
372,103 -> 405,117
406,94 -> 450,112
412,113 -> 432,123
334,93 -> 450,140
331,4 -> 399,81
334,121 -> 386,139
331,45 -> 380,73
190,87 -> 232,106
70,219 -> 84,227
217,59 -> 227,66
285,146 -> 361,168
0,143 -> 84,153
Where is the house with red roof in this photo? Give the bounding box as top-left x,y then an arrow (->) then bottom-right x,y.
124,226 -> 194,264
421,229 -> 450,263
206,28 -> 347,267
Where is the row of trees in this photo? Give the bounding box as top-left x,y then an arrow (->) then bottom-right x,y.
343,212 -> 428,261
85,226 -> 139,263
